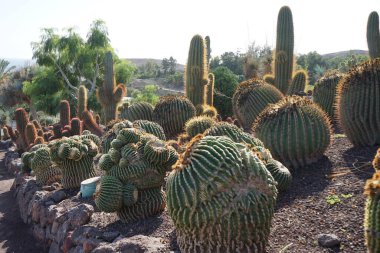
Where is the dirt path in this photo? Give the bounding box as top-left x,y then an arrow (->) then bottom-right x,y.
0,149 -> 45,253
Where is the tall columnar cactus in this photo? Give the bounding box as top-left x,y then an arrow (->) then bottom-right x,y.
82,111 -> 104,137
274,6 -> 294,94
70,118 -> 82,136
364,170 -> 380,252
232,78 -> 284,130
367,11 -> 380,59
119,102 -> 154,122
206,73 -> 214,106
60,100 -> 71,127
15,108 -> 30,151
184,35 -> 209,107
153,95 -> 196,138
97,51 -> 127,124
25,123 -> 37,148
78,85 -> 88,120
96,122 -> 176,223
313,70 -> 344,119
336,59 -> 380,146
253,96 -> 332,169
166,135 -> 277,252
49,133 -> 99,188
205,35 -> 211,69
287,70 -> 307,95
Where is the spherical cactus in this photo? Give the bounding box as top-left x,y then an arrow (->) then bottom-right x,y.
232,78 -> 284,130
14,108 -> 30,151
265,159 -> 292,192
95,176 -> 123,212
314,70 -> 344,119
336,59 -> 380,146
288,70 -> 307,95
253,96 -> 332,169
364,171 -> 380,252
120,102 -> 154,122
132,120 -> 166,141
153,95 -> 196,138
60,100 -> 71,127
185,116 -> 215,138
166,135 -> 277,253
49,133 -> 99,188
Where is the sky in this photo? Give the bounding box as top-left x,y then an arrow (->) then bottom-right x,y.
0,0 -> 379,64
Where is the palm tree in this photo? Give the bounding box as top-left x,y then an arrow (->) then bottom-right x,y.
0,59 -> 16,84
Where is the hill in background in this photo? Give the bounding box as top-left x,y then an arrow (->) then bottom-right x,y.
126,58 -> 185,72
321,49 -> 368,59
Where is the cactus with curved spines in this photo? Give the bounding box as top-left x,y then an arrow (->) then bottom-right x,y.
253,96 -> 332,169
336,59 -> 380,146
132,120 -> 166,141
119,102 -> 154,121
153,95 -> 196,138
374,149 -> 380,170
313,70 -> 344,119
263,74 -> 275,85
78,85 -> 88,120
184,35 -> 209,107
367,11 -> 380,59
97,51 -> 127,124
25,123 -> 37,147
265,159 -> 292,192
96,123 -> 175,223
2,127 -> 10,141
232,78 -> 284,130
206,73 -> 214,106
185,116 -> 215,138
288,70 -> 307,95
101,120 -> 133,153
82,110 -> 103,137
59,100 -> 71,127
364,170 -> 380,252
49,133 -> 99,189
15,108 -> 30,151
166,135 -> 278,253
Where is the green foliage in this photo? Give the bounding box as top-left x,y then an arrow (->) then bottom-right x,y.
131,85 -> 159,105
165,72 -> 184,88
115,60 -> 137,84
326,195 -> 341,205
0,59 -> 16,85
137,60 -> 161,79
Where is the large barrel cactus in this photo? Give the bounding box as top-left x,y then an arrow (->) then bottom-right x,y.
313,70 -> 344,119
364,170 -> 380,253
166,135 -> 278,252
232,78 -> 284,130
96,122 -> 177,223
185,116 -> 215,138
49,133 -> 100,188
153,95 -> 196,138
119,102 -> 154,122
367,11 -> 380,59
336,59 -> 380,146
253,96 -> 332,169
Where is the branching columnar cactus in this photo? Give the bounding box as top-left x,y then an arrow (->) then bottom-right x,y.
184,35 -> 209,107
336,59 -> 380,146
15,108 -> 30,151
185,116 -> 215,138
49,133 -> 100,188
367,11 -> 380,59
78,85 -> 88,120
287,70 -> 307,95
119,102 -> 154,122
313,70 -> 344,119
364,170 -> 380,253
253,96 -> 332,169
153,95 -> 196,138
206,73 -> 214,106
166,135 -> 278,252
82,111 -> 104,137
60,100 -> 71,127
232,78 -> 284,130
97,51 -> 127,124
95,122 -> 177,223
21,144 -> 62,185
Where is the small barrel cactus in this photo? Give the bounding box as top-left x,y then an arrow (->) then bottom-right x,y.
49,133 -> 100,188
287,70 -> 307,95
185,116 -> 215,138
166,135 -> 277,252
336,59 -> 380,146
253,96 -> 332,169
132,120 -> 166,141
364,170 -> 380,252
153,95 -> 196,138
232,78 -> 284,130
265,159 -> 292,192
119,102 -> 154,122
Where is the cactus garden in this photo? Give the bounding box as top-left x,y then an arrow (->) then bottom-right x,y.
0,2 -> 380,253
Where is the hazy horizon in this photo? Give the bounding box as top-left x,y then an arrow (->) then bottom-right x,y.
0,0 -> 378,65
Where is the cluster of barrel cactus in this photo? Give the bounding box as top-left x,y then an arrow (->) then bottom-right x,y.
95,121 -> 178,223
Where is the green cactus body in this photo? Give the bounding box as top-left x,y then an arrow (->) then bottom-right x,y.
97,52 -> 127,124
49,134 -> 99,188
288,70 -> 307,95
82,111 -> 103,137
364,171 -> 380,252
313,70 -> 344,119
120,102 -> 154,122
15,108 -> 30,151
367,11 -> 380,59
206,73 -> 214,106
132,120 -> 166,140
153,95 -> 196,138
336,59 -> 380,146
101,121 -> 133,153
185,35 -> 209,107
60,100 -> 71,127
205,35 -> 211,70
232,78 -> 284,130
78,85 -> 88,120
70,118 -> 82,136
185,116 -> 215,138
95,175 -> 123,212
265,159 -> 292,191
263,74 -> 275,85
253,96 -> 332,169
274,6 -> 294,94
166,135 -> 277,253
